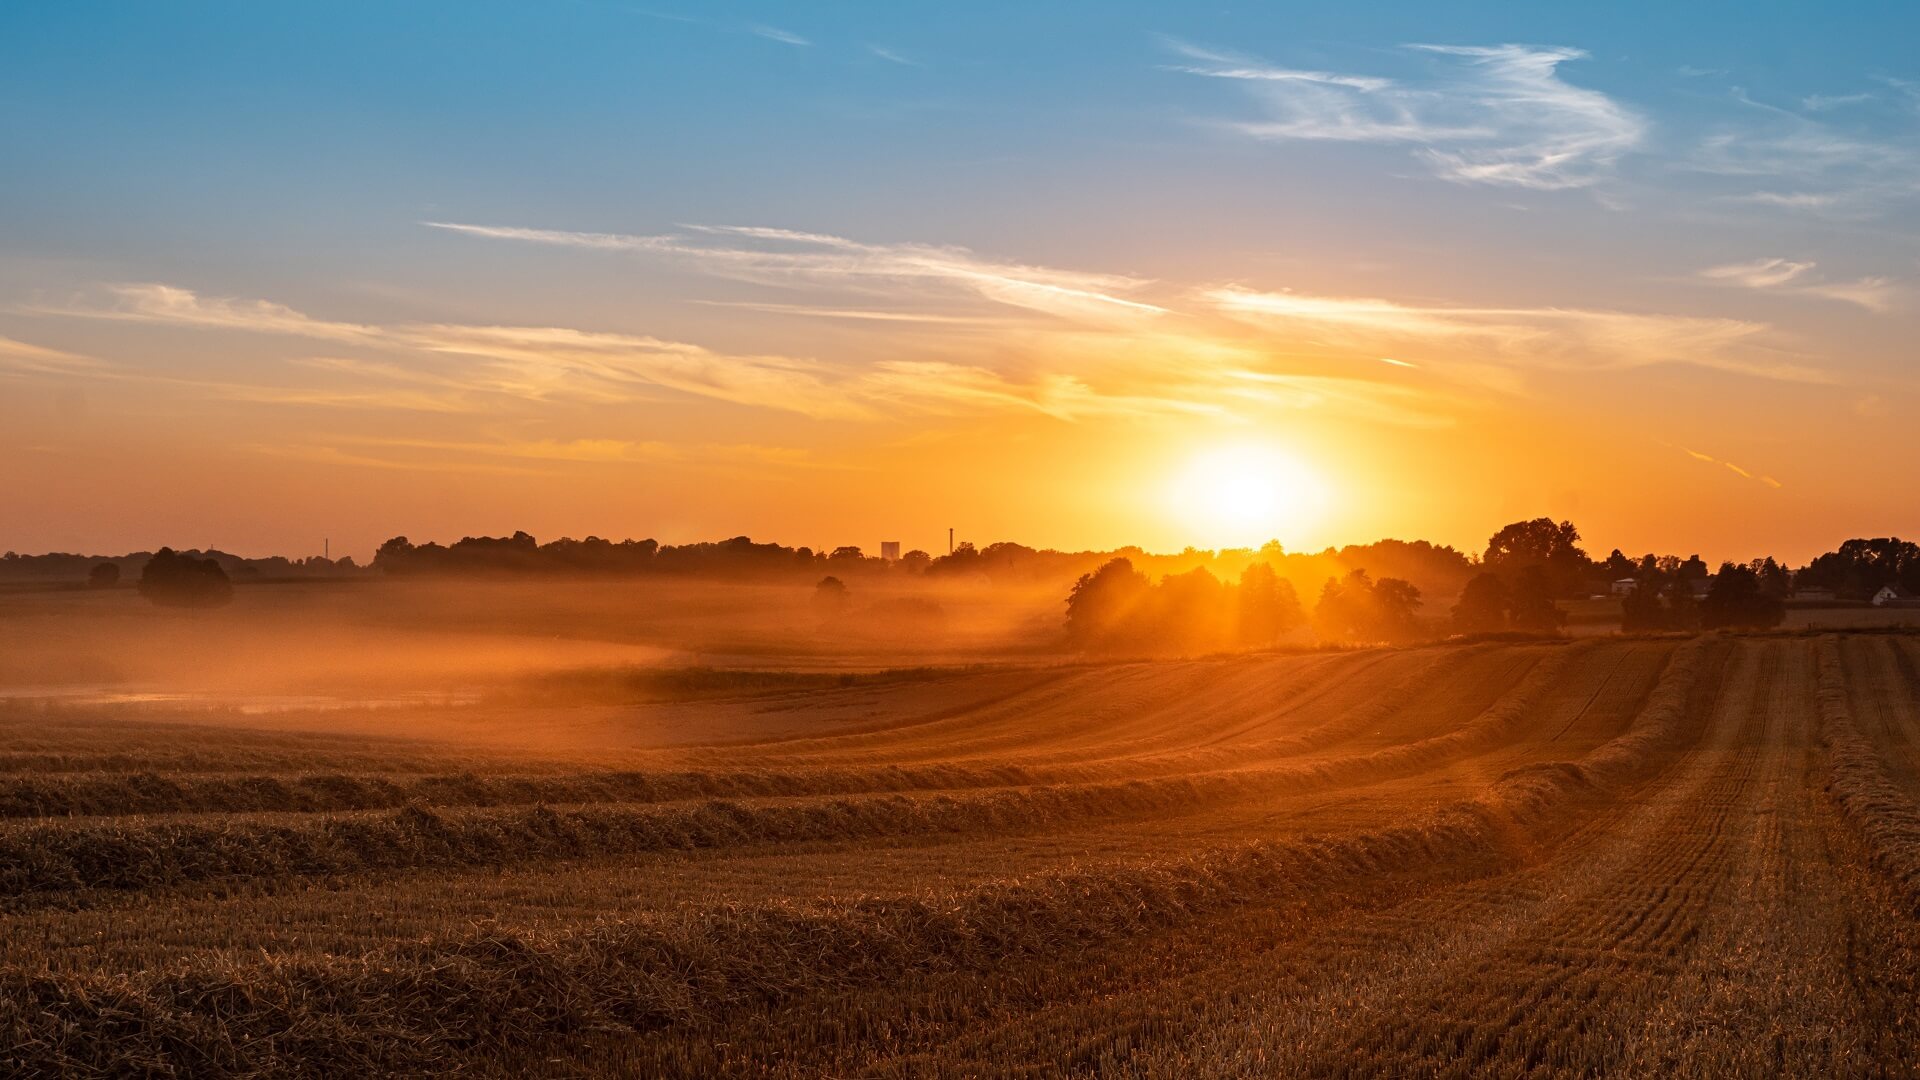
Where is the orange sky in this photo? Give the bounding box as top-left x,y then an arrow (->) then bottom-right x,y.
1,263 -> 1900,565
3,9 -> 1916,565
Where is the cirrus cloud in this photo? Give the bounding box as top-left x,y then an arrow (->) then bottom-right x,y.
1169,41 -> 1645,191
422,221 -> 1170,325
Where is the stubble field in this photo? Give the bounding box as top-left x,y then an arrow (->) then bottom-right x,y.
3,590 -> 1919,1076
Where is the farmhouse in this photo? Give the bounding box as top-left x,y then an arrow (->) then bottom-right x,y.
1871,584 -> 1917,607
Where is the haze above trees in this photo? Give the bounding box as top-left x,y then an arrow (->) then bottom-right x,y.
7,519 -> 1913,643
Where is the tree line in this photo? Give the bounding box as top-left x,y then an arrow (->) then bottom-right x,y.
363,532 -> 1482,600
17,521 -> 1920,630
1062,517 -> 1806,653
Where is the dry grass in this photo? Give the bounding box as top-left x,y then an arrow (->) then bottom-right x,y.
1,631 -> 1918,1076
1815,635 -> 1920,910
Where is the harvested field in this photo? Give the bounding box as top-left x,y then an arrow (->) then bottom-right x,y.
5,632 -> 1920,1076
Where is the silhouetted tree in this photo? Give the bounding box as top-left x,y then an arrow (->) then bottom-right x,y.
1621,574 -> 1669,632
1153,567 -> 1229,651
1483,518 -> 1589,597
1314,573 -> 1365,643
1372,578 -> 1424,642
1507,565 -> 1568,633
812,575 -> 848,614
1451,572 -> 1510,635
87,563 -> 120,589
1619,565 -> 1706,631
1665,576 -> 1701,630
928,542 -> 982,578
1599,549 -> 1637,580
1796,538 -> 1920,600
1750,557 -> 1790,600
138,548 -> 233,608
899,550 -> 931,573
374,536 -> 418,574
1236,562 -> 1304,647
1315,570 -> 1424,644
1702,563 -> 1786,629
1065,558 -> 1152,646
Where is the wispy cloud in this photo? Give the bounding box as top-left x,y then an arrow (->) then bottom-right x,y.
334,434 -> 843,471
1205,285 -> 1821,382
747,24 -> 808,47
246,442 -> 551,477
37,284 -> 1240,425
1697,258 -> 1897,311
1698,257 -> 1814,289
1165,43 -> 1394,94
1688,99 -> 1920,218
52,284 -> 382,343
1804,92 -> 1875,112
41,284 -> 863,417
689,299 -> 1001,324
206,382 -> 486,414
0,335 -> 105,376
855,359 -> 1231,423
1213,367 -> 1456,428
1170,41 -> 1645,190
1724,190 -> 1841,210
867,44 -> 918,67
1410,45 -> 1644,190
423,220 -> 1171,324
1799,277 -> 1899,311
403,322 -> 866,417
1676,444 -> 1783,489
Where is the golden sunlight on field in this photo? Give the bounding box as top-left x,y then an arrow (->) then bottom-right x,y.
5,586 -> 1920,1075
12,5 -> 1920,1076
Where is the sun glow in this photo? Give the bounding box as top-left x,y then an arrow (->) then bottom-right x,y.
1166,443 -> 1331,549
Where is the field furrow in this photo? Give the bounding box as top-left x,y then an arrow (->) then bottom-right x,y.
8,633 -> 1920,1077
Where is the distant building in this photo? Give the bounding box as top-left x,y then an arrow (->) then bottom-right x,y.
880,541 -> 901,562
1872,584 -> 1916,607
1791,586 -> 1837,603
1609,578 -> 1638,596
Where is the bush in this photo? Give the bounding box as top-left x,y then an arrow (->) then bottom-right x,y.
137,548 -> 234,608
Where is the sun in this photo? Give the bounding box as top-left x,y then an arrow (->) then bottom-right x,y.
1166,443 -> 1329,548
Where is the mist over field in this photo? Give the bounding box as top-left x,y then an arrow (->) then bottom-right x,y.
5,539 -> 1920,1074
10,1 -> 1920,1075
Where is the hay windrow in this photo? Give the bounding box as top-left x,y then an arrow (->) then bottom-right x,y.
1814,636 -> 1920,909
0,641 -> 1712,1077
0,643 -> 1613,900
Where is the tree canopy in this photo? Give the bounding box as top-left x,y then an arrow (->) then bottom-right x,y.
1483,518 -> 1589,597
1701,563 -> 1786,629
1795,538 -> 1920,600
1065,558 -> 1304,654
1314,570 -> 1423,645
137,548 -> 234,608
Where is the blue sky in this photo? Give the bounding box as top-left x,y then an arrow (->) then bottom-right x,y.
3,3 -> 1918,559
9,2 -> 1915,283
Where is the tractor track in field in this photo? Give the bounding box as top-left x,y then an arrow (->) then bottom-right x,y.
739,637 -> 1920,1079
10,634 -> 1920,1078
